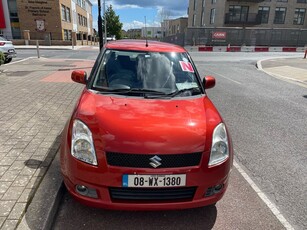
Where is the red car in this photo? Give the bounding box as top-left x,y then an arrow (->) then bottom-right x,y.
60,40 -> 233,210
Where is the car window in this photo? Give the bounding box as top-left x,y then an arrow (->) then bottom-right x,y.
92,49 -> 202,97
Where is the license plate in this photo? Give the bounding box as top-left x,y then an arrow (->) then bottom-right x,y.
122,174 -> 186,187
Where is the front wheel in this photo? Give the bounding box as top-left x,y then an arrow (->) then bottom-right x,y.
4,58 -> 12,64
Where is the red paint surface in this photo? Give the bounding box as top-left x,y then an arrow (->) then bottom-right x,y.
106,39 -> 186,53
212,32 -> 226,39
0,0 -> 6,29
60,91 -> 233,210
255,47 -> 269,52
60,41 -> 233,210
230,46 -> 241,52
282,47 -> 296,52
199,46 -> 213,52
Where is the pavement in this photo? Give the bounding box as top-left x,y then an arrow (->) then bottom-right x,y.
257,56 -> 307,88
0,54 -> 306,230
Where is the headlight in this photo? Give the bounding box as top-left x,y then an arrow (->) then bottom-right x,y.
71,120 -> 97,165
209,123 -> 229,166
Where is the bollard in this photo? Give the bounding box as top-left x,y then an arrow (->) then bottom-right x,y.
226,44 -> 230,52
304,50 -> 307,59
36,40 -> 40,58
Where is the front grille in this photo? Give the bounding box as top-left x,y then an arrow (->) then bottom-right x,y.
106,152 -> 202,168
109,187 -> 196,202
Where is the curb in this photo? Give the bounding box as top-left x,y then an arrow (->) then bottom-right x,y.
17,152 -> 65,230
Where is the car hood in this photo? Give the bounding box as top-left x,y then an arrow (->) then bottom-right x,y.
75,90 -> 222,154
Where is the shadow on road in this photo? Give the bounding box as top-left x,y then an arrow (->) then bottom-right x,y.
53,192 -> 217,230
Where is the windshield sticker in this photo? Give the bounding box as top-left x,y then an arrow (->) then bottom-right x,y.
179,61 -> 194,73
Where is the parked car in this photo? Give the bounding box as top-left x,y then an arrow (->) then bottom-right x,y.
0,36 -> 17,64
60,39 -> 233,210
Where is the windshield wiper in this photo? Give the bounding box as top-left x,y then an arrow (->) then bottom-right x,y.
166,87 -> 201,98
95,87 -> 168,96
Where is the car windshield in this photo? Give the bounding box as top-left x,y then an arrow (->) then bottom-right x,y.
91,49 -> 202,97
0,37 -> 6,41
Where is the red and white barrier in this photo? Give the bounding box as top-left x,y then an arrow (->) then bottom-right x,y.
185,46 -> 306,52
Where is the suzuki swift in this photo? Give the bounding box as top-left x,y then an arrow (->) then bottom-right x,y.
60,40 -> 233,210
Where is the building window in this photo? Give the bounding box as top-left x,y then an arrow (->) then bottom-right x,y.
293,8 -> 306,25
229,5 -> 249,22
61,5 -> 66,20
297,0 -> 307,3
277,0 -> 287,2
61,5 -> 71,22
193,0 -> 196,11
258,6 -> 270,23
210,8 -> 215,24
63,29 -> 72,41
202,0 -> 206,7
274,7 -> 286,24
66,8 -> 71,22
212,0 -> 216,3
201,9 -> 205,26
193,14 -> 197,26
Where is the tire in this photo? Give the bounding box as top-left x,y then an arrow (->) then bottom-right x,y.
4,58 -> 12,64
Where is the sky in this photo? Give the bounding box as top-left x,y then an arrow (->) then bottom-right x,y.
90,0 -> 189,31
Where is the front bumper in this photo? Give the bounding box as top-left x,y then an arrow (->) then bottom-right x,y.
61,151 -> 232,210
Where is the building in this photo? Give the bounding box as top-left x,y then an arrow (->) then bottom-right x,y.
188,0 -> 307,29
126,28 -> 141,39
141,27 -> 162,39
162,17 -> 188,37
0,0 -> 94,44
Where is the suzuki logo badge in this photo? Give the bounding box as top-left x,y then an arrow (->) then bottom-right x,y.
149,155 -> 162,168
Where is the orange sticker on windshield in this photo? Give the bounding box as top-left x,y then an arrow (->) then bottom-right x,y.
179,61 -> 194,73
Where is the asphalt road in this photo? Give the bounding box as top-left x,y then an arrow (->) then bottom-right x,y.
12,50 -> 306,229
12,48 -> 99,62
193,52 -> 306,230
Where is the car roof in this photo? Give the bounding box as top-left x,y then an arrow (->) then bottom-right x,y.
105,39 -> 186,53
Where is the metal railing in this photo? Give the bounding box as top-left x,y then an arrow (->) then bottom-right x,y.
163,28 -> 307,47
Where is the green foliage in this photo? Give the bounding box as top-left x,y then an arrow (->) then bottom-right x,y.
0,52 -> 4,65
102,5 -> 123,40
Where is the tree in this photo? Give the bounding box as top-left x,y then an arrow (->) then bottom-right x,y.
0,52 -> 4,66
102,5 -> 123,40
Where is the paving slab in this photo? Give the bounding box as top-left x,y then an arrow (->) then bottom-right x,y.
259,57 -> 307,88
0,57 -> 94,229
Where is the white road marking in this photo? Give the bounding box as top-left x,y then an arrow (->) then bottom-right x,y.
234,160 -> 294,230
6,57 -> 36,65
207,69 -> 242,85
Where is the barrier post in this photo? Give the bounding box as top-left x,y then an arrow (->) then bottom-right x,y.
226,44 -> 230,52
304,50 -> 307,59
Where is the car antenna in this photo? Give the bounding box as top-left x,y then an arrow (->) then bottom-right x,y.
145,16 -> 148,47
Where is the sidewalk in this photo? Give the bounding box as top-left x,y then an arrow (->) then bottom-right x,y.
258,56 -> 307,88
0,57 -> 94,229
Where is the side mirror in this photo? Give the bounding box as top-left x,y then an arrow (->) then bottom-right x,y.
203,76 -> 215,89
71,70 -> 87,84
